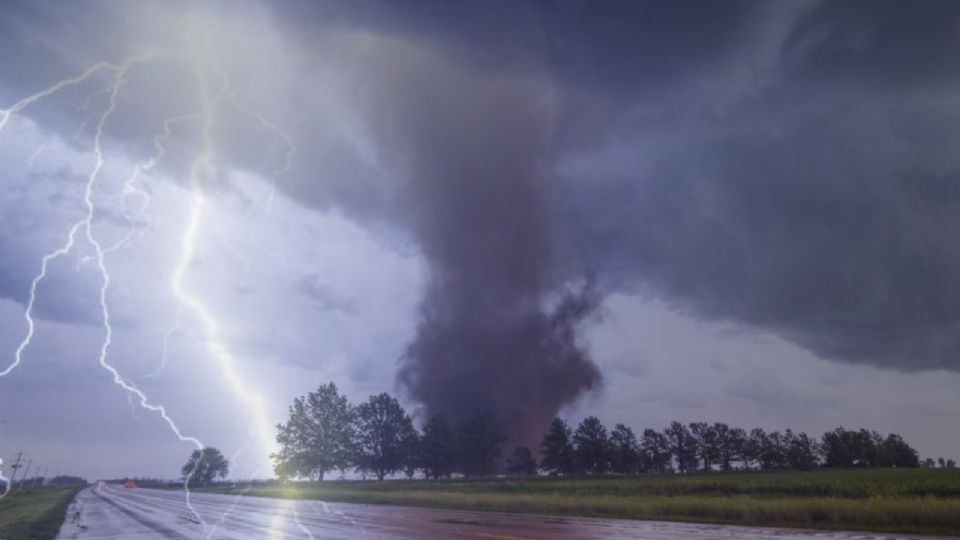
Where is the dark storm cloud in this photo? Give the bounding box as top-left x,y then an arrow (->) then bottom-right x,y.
268,0 -> 785,441
7,0 -> 960,446
557,1 -> 960,371
260,0 -> 960,439
355,42 -> 602,443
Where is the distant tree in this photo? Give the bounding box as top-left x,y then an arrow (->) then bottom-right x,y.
939,457 -> 947,468
273,382 -> 355,482
49,476 -> 87,486
420,414 -> 457,480
689,422 -> 719,472
882,434 -> 919,468
610,424 -> 641,475
820,428 -> 853,468
751,428 -> 780,470
711,423 -> 734,472
353,393 -> 416,481
400,424 -> 421,479
821,427 -> 895,468
726,427 -> 747,471
456,410 -> 508,477
182,447 -> 229,487
785,431 -> 819,469
665,421 -> 697,473
540,418 -> 577,476
573,416 -> 611,475
764,431 -> 788,469
506,446 -> 538,476
921,457 -> 937,468
947,459 -> 957,469
858,429 -> 885,467
741,429 -> 761,470
640,429 -> 672,474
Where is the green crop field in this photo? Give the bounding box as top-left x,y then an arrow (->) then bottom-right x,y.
205,468 -> 960,536
0,487 -> 84,540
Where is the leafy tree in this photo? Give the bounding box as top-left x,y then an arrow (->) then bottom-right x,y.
665,421 -> 697,473
764,430 -> 788,469
750,428 -> 776,469
573,416 -> 611,475
610,423 -> 640,474
939,457 -> 947,468
725,427 -> 747,471
821,427 -> 854,468
354,393 -> 416,481
456,409 -> 508,477
711,423 -> 734,472
689,422 -> 719,472
273,382 -> 355,481
182,447 -> 229,487
640,428 -> 671,474
882,434 -> 918,468
921,457 -> 937,468
821,427 -> 887,468
400,423 -> 421,479
419,414 -> 457,480
858,429 -> 885,467
947,459 -> 957,469
741,429 -> 762,470
540,418 -> 577,476
785,430 -> 819,469
506,446 -> 538,476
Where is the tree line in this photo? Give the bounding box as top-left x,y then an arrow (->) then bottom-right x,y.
540,419 -> 920,475
272,382 -> 930,481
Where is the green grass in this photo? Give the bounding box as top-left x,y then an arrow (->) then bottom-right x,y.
203,469 -> 960,536
0,486 -> 84,540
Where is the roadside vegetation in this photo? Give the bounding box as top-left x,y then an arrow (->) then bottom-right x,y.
188,383 -> 960,535
207,468 -> 960,536
0,486 -> 84,540
267,382 -> 948,484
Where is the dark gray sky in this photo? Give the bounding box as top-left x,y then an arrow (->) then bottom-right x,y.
1,0 -> 960,480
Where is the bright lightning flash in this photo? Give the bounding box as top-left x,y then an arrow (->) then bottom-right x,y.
0,26 -> 285,531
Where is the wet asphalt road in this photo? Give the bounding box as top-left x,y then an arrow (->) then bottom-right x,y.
55,484 -> 956,540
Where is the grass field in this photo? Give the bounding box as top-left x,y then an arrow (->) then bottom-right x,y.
205,468 -> 960,536
0,486 -> 84,540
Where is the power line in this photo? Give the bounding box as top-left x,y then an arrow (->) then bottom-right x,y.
17,459 -> 32,492
7,451 -> 23,487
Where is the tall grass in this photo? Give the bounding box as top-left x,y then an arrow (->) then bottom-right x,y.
0,487 -> 83,540
206,469 -> 960,536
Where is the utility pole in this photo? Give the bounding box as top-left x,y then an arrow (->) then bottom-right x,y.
17,459 -> 32,492
8,451 -> 23,486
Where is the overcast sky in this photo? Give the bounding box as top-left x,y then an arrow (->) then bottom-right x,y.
1,0 -> 960,480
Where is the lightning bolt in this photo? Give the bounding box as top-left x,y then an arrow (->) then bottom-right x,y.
0,54 -> 211,530
222,85 -> 295,218
111,114 -> 199,381
0,60 -> 122,381
1,31 -> 288,540
170,56 -> 277,470
0,55 -> 208,531
0,62 -> 115,133
103,113 -> 199,255
216,67 -> 304,273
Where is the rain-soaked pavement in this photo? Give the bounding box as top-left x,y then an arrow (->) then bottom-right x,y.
56,483 -> 956,540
